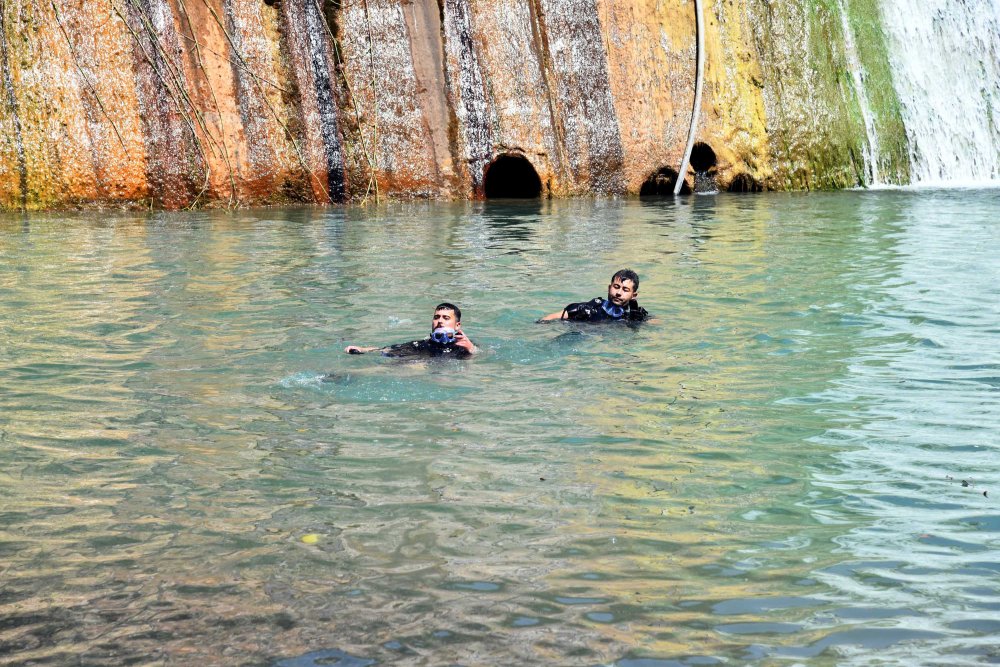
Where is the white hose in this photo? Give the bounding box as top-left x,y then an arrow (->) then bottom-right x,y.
674,0 -> 705,195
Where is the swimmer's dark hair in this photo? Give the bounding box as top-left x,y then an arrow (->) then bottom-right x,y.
611,268 -> 640,291
435,302 -> 462,322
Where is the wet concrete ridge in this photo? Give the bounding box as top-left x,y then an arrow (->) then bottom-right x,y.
0,1 -> 996,208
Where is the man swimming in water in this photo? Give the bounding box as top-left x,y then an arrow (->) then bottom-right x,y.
539,268 -> 649,322
344,303 -> 478,358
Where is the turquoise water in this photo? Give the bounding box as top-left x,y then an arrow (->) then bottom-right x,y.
1,191 -> 998,665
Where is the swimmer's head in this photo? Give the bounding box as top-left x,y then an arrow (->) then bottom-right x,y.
431,303 -> 462,333
607,269 -> 639,307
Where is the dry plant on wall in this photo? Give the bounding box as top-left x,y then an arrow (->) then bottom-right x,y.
106,0 -> 336,207
177,0 -> 238,207
194,0 -> 334,204
319,0 -> 380,203
110,0 -> 219,207
48,0 -> 378,207
50,1 -> 130,154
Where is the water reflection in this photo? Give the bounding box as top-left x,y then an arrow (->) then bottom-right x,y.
478,199 -> 546,248
0,192 -> 998,665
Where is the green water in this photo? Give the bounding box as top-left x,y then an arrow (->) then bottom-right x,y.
1,192 -> 998,665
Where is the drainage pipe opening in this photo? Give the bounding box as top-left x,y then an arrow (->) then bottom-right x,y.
727,174 -> 763,193
483,155 -> 542,199
640,168 -> 690,196
690,142 -> 717,173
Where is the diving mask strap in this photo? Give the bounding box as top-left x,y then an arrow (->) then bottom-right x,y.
601,299 -> 625,319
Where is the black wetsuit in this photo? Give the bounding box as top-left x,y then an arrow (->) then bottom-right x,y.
562,298 -> 649,323
381,338 -> 472,359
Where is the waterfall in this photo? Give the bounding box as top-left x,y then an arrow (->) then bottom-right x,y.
879,0 -> 1000,185
836,0 -> 882,185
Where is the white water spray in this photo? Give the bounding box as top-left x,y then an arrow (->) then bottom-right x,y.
879,0 -> 1000,185
836,0 -> 882,185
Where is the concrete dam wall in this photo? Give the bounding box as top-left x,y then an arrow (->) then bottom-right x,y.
2,0 -> 980,209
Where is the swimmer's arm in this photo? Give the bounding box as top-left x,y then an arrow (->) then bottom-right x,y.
538,310 -> 567,322
453,331 -> 478,355
344,345 -> 382,354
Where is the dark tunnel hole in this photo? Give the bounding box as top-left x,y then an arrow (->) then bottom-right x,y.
640,167 -> 690,196
728,173 -> 763,193
689,142 -> 717,173
484,155 -> 542,199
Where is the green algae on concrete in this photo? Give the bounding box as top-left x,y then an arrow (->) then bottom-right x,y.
0,3 -> 62,211
840,0 -> 910,185
747,0 -> 869,190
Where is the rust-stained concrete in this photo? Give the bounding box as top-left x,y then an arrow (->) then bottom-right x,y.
0,0 -> 908,210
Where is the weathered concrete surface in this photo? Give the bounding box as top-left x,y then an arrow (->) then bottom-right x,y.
0,0 -> 909,209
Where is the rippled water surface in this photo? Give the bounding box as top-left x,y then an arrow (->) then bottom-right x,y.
2,191 -> 999,665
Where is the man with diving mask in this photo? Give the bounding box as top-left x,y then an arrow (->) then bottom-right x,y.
344,303 -> 478,358
539,269 -> 649,323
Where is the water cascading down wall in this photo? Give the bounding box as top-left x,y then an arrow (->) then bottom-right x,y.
0,0 -> 995,209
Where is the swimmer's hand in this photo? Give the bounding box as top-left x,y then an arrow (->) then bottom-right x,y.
344,345 -> 379,354
453,331 -> 477,354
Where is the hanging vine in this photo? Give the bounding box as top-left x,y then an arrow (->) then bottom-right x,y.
177,0 -> 239,207
317,0 -> 380,203
199,0 -> 331,203
111,0 -> 215,207
50,1 -> 130,154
